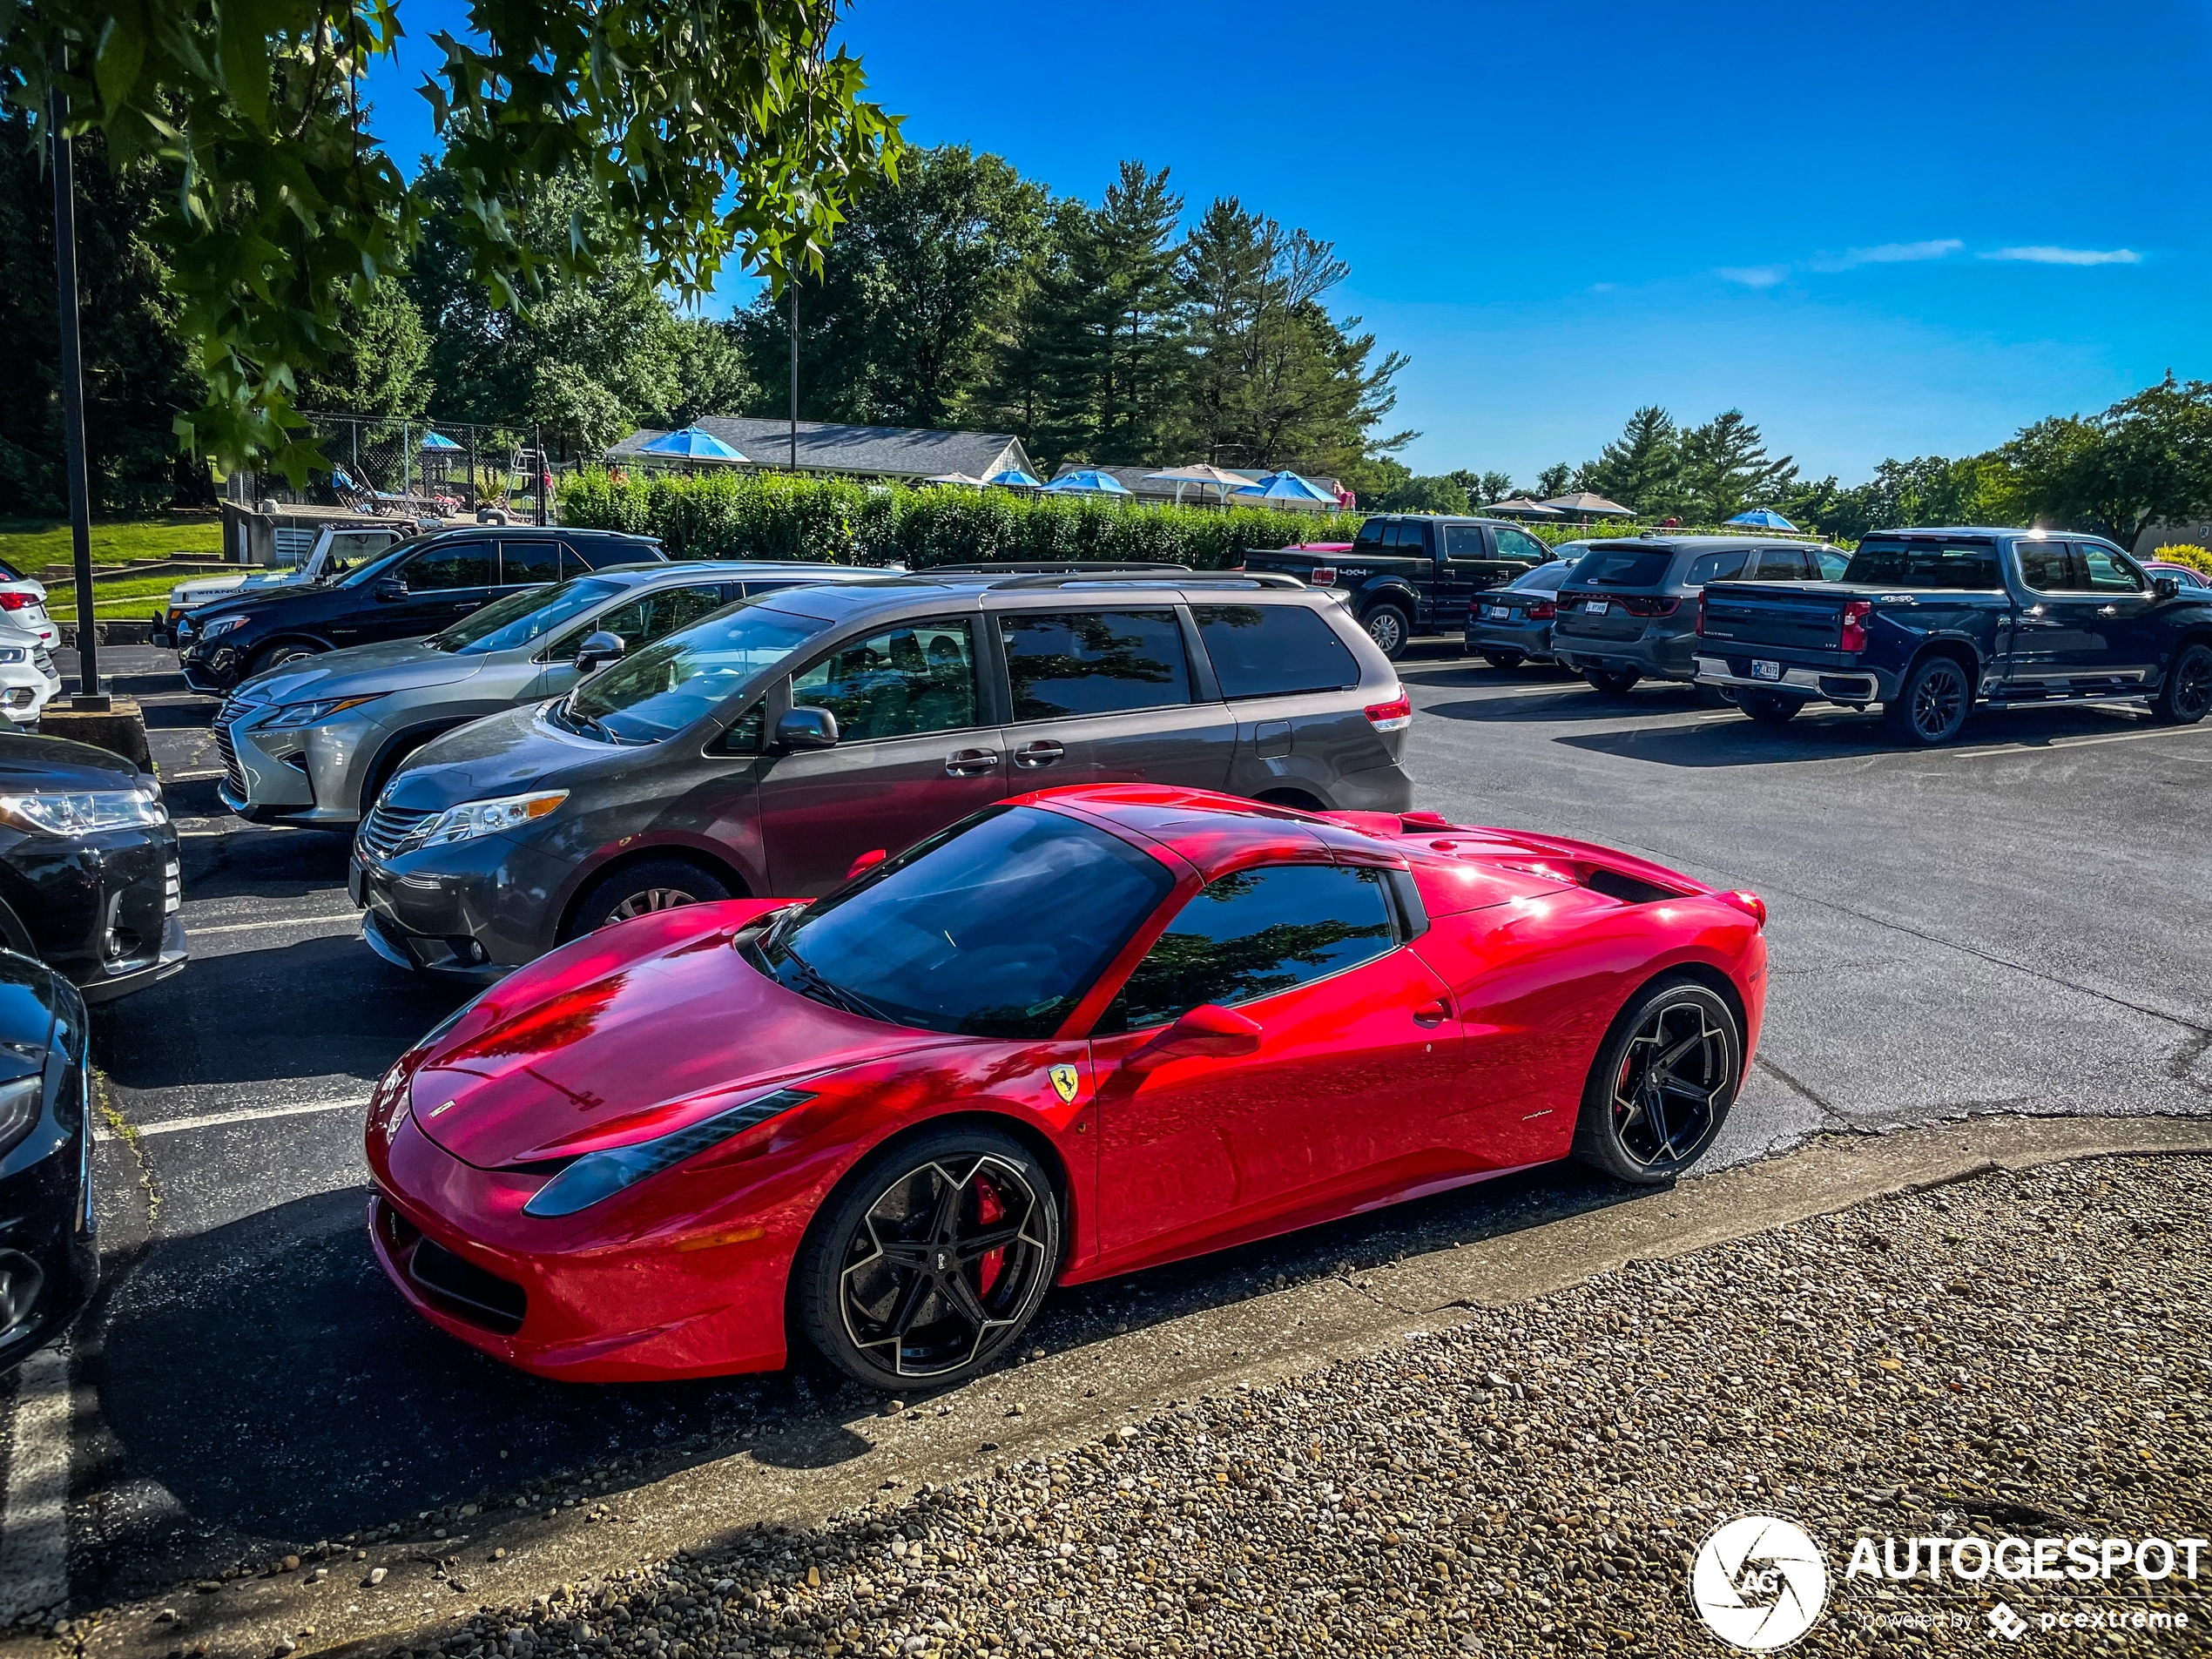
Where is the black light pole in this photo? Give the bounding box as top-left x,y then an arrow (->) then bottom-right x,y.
48,75 -> 105,710
788,284 -> 799,471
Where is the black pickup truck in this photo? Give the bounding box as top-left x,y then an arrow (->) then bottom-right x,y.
1243,515 -> 1559,659
1694,527 -> 2212,744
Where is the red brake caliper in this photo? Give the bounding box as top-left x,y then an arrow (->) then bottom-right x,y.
974,1176 -> 1008,1299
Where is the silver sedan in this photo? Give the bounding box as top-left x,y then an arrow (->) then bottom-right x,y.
212,560 -> 890,825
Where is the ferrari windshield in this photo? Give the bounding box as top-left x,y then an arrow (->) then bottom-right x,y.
749,806 -> 1173,1038
560,600 -> 832,743
425,577 -> 624,655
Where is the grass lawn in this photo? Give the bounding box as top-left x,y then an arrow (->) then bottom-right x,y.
0,515 -> 224,572
42,571 -> 186,622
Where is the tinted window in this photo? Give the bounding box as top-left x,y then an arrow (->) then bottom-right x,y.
1000,610 -> 1190,721
1511,563 -> 1574,594
2014,541 -> 2076,592
402,540 -> 494,591
1102,863 -> 1400,1033
1192,604 -> 1359,698
426,576 -> 624,656
1747,547 -> 1811,580
1493,526 -> 1550,563
498,540 -> 562,586
753,806 -> 1173,1039
1392,521 -> 1431,553
2081,546 -> 2145,593
1686,550 -> 1752,586
1816,549 -> 1851,581
1841,539 -> 2000,588
1352,519 -> 1392,550
565,600 -> 832,743
1441,525 -> 1488,558
1572,547 -> 1674,588
793,617 -> 981,740
564,538 -> 654,572
552,583 -> 731,660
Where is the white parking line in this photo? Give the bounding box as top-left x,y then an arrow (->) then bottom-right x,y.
96,1097 -> 368,1142
187,912 -> 358,936
1924,723 -> 2212,763
0,1346 -> 71,1623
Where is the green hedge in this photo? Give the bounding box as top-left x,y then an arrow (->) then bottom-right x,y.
557,469 -> 1364,570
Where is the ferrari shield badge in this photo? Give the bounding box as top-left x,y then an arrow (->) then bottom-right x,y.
1049,1064 -> 1081,1103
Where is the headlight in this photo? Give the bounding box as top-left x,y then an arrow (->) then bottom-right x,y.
262,692 -> 388,729
0,1075 -> 41,1162
523,1088 -> 816,1218
198,615 -> 250,640
416,790 -> 568,848
0,648 -> 24,664
0,788 -> 167,835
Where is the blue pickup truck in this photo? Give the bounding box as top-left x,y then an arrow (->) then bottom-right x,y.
1693,528 -> 2212,744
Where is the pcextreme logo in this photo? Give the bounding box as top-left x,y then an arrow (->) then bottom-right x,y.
1690,1514 -> 1830,1651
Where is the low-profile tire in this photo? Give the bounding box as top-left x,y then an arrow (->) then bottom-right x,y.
249,639 -> 326,677
1583,667 -> 1641,696
1572,976 -> 1743,1184
1882,654 -> 1973,745
1360,603 -> 1413,660
1737,690 -> 1803,726
2151,641 -> 2212,725
796,1124 -> 1062,1391
1481,651 -> 1524,671
559,856 -> 732,941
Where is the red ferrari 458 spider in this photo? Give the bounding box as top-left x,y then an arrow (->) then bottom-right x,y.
366,786 -> 1767,1389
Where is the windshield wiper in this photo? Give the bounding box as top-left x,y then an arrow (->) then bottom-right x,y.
774,946 -> 894,1024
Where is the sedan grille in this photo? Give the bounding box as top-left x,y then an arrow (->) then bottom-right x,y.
212,694 -> 257,795
355,802 -> 435,864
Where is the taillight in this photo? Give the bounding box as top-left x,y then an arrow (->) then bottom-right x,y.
0,592 -> 37,611
1307,566 -> 1338,587
1719,889 -> 1767,928
1695,591 -> 1709,636
1365,691 -> 1413,732
1527,599 -> 1555,621
1838,600 -> 1874,653
1617,595 -> 1680,618
1230,557 -> 1245,570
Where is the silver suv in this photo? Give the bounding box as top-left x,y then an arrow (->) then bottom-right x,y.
215,561 -> 889,825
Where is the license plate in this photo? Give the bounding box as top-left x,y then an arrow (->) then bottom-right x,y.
1585,601 -> 1611,617
1751,659 -> 1783,681
1482,604 -> 1508,619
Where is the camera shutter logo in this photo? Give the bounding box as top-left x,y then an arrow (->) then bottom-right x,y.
1690,1514 -> 1829,1650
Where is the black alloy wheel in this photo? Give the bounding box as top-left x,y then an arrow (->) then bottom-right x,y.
1884,655 -> 1972,745
1584,667 -> 1641,696
1737,690 -> 1802,726
2152,642 -> 2212,725
799,1127 -> 1060,1389
1574,978 -> 1742,1184
1362,603 -> 1412,660
250,640 -> 326,676
1481,651 -> 1525,671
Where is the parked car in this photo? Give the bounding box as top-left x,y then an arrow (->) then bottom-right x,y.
178,525 -> 666,694
0,557 -> 59,655
2141,558 -> 2209,589
1550,536 -> 1847,695
0,732 -> 185,1001
215,560 -> 894,826
0,608 -> 61,725
350,570 -> 1414,981
1243,516 -> 1559,660
1695,528 -> 2212,743
154,522 -> 415,647
0,948 -> 98,1372
1464,550 -> 1585,667
364,784 -> 1766,1386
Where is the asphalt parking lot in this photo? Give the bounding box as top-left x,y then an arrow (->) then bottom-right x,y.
9,639 -> 2211,1629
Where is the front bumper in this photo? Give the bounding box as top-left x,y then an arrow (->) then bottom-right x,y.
351,833 -> 569,981
179,643 -> 246,695
218,704 -> 379,826
1,826 -> 185,1000
2,663 -> 62,725
1693,653 -> 1894,704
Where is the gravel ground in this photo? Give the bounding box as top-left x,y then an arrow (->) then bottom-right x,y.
383,1154 -> 2210,1659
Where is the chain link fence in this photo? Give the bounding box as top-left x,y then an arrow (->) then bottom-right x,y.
252,414 -> 553,522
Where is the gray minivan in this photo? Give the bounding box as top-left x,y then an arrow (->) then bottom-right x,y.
349,570 -> 1416,980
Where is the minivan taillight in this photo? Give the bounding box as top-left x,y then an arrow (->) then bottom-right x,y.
1526,599 -> 1555,621
1365,691 -> 1413,732
1838,599 -> 1874,653
1306,567 -> 1338,587
1616,595 -> 1680,618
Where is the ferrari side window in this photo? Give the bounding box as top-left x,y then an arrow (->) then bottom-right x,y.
790,617 -> 981,741
1103,863 -> 1399,1033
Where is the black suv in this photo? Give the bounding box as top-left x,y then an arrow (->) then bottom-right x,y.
179,526 -> 666,693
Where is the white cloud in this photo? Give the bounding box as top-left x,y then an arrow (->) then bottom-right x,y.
1838,238 -> 1965,266
1716,265 -> 1789,288
1980,246 -> 2142,266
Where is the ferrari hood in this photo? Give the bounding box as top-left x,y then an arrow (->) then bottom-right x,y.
406,903 -> 953,1169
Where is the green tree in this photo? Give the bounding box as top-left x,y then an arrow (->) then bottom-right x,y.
1378,475 -> 1470,514
1678,409 -> 1797,523
298,278 -> 434,416
1580,406 -> 1683,517
7,0 -> 900,475
1991,374 -> 2212,545
666,319 -> 757,428
1447,468 -> 1515,504
1534,462 -> 1575,499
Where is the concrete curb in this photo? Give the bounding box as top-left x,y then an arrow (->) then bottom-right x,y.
64,1111 -> 2212,1659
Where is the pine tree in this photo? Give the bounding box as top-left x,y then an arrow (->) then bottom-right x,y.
1580,407 -> 1683,516
1679,409 -> 1797,522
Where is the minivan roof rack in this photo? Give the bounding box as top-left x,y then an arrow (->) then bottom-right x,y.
983,571 -> 1306,591
926,560 -> 1192,575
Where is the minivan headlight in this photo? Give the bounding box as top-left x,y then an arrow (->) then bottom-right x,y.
262,692 -> 388,729
0,788 -> 166,835
416,790 -> 568,848
522,1088 -> 816,1217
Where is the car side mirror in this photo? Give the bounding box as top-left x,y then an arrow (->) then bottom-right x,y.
374,577 -> 408,602
774,705 -> 840,751
846,848 -> 888,881
573,630 -> 627,675
1123,1004 -> 1263,1074
2154,576 -> 2180,600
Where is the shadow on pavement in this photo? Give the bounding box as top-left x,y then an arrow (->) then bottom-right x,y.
1554,704 -> 2158,767
1421,684 -> 1715,725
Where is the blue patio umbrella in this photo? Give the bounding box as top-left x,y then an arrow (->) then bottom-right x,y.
1724,508 -> 1797,530
1042,469 -> 1132,495
419,430 -> 462,452
986,467 -> 1042,488
637,426 -> 749,462
1233,469 -> 1335,504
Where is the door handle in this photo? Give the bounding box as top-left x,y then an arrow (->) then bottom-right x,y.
1014,740 -> 1066,769
2098,604 -> 2120,617
454,602 -> 479,611
1413,998 -> 1450,1028
943,748 -> 1000,777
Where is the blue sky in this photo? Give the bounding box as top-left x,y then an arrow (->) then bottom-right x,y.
361,0 -> 2211,485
